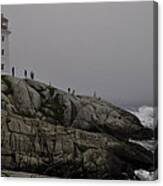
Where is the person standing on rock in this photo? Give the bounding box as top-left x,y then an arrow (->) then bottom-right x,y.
72,89 -> 75,96
24,69 -> 27,79
11,67 -> 15,77
30,71 -> 34,80
93,91 -> 96,98
68,88 -> 71,95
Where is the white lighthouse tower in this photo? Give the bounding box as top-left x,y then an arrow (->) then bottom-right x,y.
1,14 -> 11,74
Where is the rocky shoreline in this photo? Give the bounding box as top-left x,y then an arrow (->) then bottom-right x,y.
1,75 -> 157,179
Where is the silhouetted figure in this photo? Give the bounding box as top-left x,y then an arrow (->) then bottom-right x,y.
72,89 -> 75,96
24,69 -> 27,78
68,88 -> 71,94
12,67 -> 15,77
30,71 -> 34,80
93,91 -> 96,98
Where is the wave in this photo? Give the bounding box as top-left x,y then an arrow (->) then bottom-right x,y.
127,106 -> 158,180
128,105 -> 157,130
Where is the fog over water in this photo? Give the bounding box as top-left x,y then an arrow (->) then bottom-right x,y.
2,2 -> 154,107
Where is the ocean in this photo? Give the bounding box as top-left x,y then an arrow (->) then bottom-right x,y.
127,106 -> 158,180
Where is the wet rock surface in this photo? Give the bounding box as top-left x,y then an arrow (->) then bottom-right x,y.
1,75 -> 156,179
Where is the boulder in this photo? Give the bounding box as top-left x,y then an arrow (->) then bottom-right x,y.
12,80 -> 36,116
25,79 -> 47,92
1,111 -> 153,179
72,97 -> 147,140
1,80 -> 9,93
27,85 -> 41,110
1,75 -> 153,140
2,76 -> 35,116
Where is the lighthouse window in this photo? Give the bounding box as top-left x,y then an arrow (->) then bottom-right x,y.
2,36 -> 5,42
2,49 -> 4,56
1,64 -> 4,70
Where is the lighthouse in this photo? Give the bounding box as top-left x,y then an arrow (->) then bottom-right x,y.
1,14 -> 11,74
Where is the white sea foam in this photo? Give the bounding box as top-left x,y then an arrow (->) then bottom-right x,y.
134,169 -> 158,181
128,105 -> 157,129
127,105 -> 158,180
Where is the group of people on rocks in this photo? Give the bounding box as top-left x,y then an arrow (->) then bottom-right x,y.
67,88 -> 101,100
11,66 -> 35,80
10,67 -> 101,100
67,88 -> 75,96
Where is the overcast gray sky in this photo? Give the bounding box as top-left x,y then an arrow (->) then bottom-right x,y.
2,2 -> 154,107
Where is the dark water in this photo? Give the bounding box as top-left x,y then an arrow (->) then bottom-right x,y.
127,105 -> 158,180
